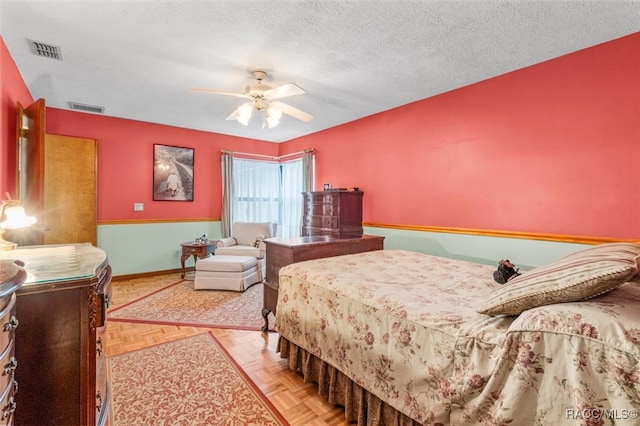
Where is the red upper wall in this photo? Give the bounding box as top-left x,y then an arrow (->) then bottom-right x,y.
3,33 -> 639,238
0,37 -> 33,195
45,109 -> 279,221
283,32 -> 640,239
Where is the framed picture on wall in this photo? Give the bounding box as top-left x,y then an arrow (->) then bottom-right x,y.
153,144 -> 194,201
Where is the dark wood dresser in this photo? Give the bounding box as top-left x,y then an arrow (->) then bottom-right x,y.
262,235 -> 384,332
0,244 -> 112,426
0,260 -> 27,425
302,190 -> 363,237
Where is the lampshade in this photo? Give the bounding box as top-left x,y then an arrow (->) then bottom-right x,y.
0,195 -> 37,250
1,205 -> 36,229
266,106 -> 282,129
236,103 -> 254,126
235,101 -> 284,129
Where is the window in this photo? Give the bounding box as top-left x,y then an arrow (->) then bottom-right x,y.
232,157 -> 311,237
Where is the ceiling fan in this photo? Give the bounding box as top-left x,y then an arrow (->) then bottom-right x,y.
191,70 -> 313,129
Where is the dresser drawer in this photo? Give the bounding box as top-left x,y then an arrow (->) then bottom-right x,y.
95,352 -> 109,426
0,373 -> 17,426
302,227 -> 342,237
306,203 -> 336,216
0,295 -> 17,364
0,339 -> 16,401
323,217 -> 339,228
303,193 -> 325,204
304,215 -> 339,228
0,295 -> 11,319
95,317 -> 108,426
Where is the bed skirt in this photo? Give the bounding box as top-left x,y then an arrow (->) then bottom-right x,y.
277,336 -> 420,426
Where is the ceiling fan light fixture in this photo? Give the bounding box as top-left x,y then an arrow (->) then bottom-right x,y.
237,114 -> 251,126
193,70 -> 312,129
266,106 -> 283,128
236,103 -> 254,126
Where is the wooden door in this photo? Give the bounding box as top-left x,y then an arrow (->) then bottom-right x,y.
44,134 -> 97,246
14,100 -> 97,246
15,99 -> 45,246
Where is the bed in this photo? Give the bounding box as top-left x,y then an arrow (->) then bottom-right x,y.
275,245 -> 640,425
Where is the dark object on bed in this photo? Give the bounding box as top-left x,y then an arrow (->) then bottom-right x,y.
492,259 -> 520,283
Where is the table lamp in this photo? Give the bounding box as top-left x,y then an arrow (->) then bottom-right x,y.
0,192 -> 37,250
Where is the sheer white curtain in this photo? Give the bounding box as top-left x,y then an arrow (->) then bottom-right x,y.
280,159 -> 304,237
232,159 -> 280,224
230,157 -> 312,237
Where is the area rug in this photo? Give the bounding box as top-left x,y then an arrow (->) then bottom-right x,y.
109,332 -> 288,426
108,280 -> 274,331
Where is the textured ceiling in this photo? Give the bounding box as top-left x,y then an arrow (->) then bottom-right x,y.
1,1 -> 639,143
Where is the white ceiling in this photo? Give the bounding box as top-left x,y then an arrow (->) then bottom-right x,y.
1,1 -> 639,143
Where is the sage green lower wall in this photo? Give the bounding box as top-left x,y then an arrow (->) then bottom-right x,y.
363,226 -> 590,270
97,221 -> 223,276
97,221 -> 591,276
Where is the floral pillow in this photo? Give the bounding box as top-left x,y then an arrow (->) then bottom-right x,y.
477,243 -> 640,316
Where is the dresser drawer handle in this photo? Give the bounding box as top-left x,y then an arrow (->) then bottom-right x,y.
96,337 -> 104,356
1,397 -> 16,420
2,316 -> 18,332
3,357 -> 17,376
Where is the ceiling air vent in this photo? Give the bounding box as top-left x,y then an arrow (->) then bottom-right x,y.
27,39 -> 62,60
68,102 -> 105,114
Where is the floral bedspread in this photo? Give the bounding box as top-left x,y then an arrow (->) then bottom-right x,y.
275,250 -> 640,425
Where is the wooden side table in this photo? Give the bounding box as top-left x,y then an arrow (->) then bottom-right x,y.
180,241 -> 215,278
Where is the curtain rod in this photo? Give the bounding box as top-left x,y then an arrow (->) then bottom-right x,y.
221,148 -> 314,160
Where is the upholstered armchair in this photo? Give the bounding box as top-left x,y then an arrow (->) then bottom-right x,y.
214,222 -> 277,280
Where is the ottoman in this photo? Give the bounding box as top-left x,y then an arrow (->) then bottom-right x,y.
194,255 -> 261,291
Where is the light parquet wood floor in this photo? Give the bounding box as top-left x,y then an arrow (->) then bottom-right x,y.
106,273 -> 351,425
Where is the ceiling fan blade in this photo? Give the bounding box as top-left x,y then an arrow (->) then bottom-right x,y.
263,83 -> 306,100
190,88 -> 251,99
272,101 -> 313,122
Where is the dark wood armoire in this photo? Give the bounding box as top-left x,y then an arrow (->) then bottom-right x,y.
301,189 -> 363,237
